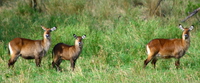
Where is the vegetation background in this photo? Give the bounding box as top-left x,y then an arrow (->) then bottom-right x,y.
0,0 -> 199,83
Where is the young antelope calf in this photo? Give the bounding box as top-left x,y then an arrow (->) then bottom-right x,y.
144,24 -> 194,69
8,26 -> 57,67
52,34 -> 86,71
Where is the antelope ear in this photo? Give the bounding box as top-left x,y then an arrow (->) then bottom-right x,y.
51,27 -> 57,31
41,25 -> 47,31
73,34 -> 77,39
82,35 -> 86,39
189,25 -> 194,31
179,24 -> 184,31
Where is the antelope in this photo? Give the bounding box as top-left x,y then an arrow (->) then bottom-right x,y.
144,24 -> 194,69
52,34 -> 86,71
8,26 -> 57,67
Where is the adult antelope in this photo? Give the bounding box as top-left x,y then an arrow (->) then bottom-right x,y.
144,24 -> 194,69
52,34 -> 86,71
8,26 -> 57,67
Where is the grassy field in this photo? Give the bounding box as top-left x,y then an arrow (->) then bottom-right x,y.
0,0 -> 200,83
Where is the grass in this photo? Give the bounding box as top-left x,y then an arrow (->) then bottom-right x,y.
0,0 -> 200,83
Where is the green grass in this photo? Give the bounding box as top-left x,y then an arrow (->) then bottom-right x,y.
0,0 -> 200,83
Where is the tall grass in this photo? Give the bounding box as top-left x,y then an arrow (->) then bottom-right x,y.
0,0 -> 200,83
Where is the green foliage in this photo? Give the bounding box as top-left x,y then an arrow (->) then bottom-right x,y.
0,0 -> 200,83
185,1 -> 200,14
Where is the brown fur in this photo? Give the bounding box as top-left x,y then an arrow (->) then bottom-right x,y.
8,26 -> 57,67
144,24 -> 194,69
52,34 -> 86,71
